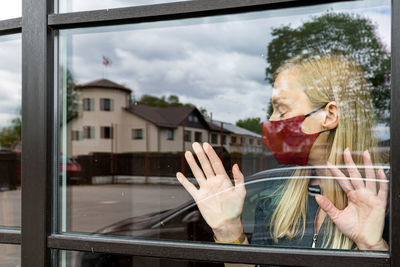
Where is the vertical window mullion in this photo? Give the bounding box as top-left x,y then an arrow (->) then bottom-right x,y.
21,0 -> 54,266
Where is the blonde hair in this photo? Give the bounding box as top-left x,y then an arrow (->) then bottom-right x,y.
269,54 -> 383,249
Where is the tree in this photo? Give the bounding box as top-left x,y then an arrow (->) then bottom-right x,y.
137,94 -> 193,108
236,117 -> 263,135
0,114 -> 21,149
266,12 -> 390,123
66,69 -> 79,122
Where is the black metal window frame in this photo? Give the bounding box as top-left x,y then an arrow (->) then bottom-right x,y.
0,0 -> 398,266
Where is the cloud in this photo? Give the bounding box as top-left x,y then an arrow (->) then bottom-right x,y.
62,1 -> 391,125
0,37 -> 21,129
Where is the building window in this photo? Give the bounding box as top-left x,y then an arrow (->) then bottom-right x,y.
83,126 -> 95,139
211,133 -> 218,144
100,98 -> 113,111
132,129 -> 143,140
82,98 -> 94,111
184,130 -> 191,142
257,139 -> 261,146
100,126 -> 113,139
195,131 -> 202,142
249,138 -> 254,145
241,137 -> 245,145
231,136 -> 237,144
188,114 -> 194,122
221,134 -> 226,145
71,130 -> 82,141
166,129 -> 174,140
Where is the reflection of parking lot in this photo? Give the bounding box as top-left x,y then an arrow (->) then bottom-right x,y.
0,245 -> 20,267
69,183 -> 192,233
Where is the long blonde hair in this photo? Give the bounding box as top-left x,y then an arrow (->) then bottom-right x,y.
269,54 -> 383,249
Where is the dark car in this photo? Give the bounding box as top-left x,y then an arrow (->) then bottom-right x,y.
74,167 -> 312,267
59,155 -> 82,184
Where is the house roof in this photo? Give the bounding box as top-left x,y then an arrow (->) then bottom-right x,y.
75,78 -> 131,93
209,120 -> 261,138
126,104 -> 200,128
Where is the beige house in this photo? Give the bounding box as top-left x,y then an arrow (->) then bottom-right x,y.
67,78 -> 263,157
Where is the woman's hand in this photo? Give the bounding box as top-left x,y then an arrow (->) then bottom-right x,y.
315,148 -> 388,250
176,142 -> 246,242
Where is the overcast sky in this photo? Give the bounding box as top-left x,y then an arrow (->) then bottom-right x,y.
0,0 -> 391,131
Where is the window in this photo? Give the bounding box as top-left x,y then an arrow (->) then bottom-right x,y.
184,130 -> 191,142
166,129 -> 174,140
194,131 -> 202,142
100,98 -> 113,111
100,126 -> 113,139
15,0 -> 397,267
241,137 -> 246,145
71,130 -> 82,141
249,138 -> 253,145
211,133 -> 218,144
132,129 -> 143,139
83,126 -> 95,139
231,136 -> 237,144
221,134 -> 226,145
82,98 -> 94,111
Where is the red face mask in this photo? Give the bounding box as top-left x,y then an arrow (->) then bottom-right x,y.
262,105 -> 329,166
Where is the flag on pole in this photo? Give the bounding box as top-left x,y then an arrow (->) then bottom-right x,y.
102,55 -> 112,67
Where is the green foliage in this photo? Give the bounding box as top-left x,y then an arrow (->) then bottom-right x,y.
266,12 -> 390,123
0,116 -> 21,148
137,94 -> 193,108
67,69 -> 79,122
236,117 -> 262,135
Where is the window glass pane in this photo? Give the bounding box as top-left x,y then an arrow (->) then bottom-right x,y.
0,245 -> 20,267
58,0 -> 391,253
0,2 -> 21,20
55,250 -> 222,267
57,0 -> 190,13
0,34 -> 21,228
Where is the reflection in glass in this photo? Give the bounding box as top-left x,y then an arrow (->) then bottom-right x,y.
0,245 -> 21,267
58,0 -> 190,13
58,0 -> 390,252
56,250 -> 222,267
0,34 -> 21,227
0,1 -> 21,20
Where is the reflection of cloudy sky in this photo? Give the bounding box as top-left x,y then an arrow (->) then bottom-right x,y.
0,1 -> 21,20
0,35 -> 21,129
63,0 -> 390,126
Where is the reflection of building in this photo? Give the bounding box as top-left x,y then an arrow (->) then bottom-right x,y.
67,78 -> 263,156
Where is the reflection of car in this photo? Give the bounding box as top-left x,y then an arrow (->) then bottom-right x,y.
59,156 -> 82,184
73,167 -> 312,267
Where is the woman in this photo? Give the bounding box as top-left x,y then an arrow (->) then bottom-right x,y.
175,55 -> 388,262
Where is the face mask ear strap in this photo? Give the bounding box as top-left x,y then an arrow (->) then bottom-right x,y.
304,102 -> 329,118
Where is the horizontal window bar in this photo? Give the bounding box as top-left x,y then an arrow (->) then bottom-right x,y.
48,234 -> 389,267
0,229 -> 21,245
0,17 -> 21,35
48,0 -> 353,29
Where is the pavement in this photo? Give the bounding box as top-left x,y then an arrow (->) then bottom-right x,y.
0,183 -> 193,263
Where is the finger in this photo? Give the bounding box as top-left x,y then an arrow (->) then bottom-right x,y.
176,172 -> 198,199
203,142 -> 228,177
363,150 -> 377,193
232,164 -> 246,197
343,148 -> 364,190
377,168 -> 389,202
184,151 -> 206,186
327,161 -> 354,194
315,194 -> 341,223
192,142 -> 215,178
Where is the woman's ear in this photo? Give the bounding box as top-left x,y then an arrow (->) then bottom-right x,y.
322,101 -> 338,130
